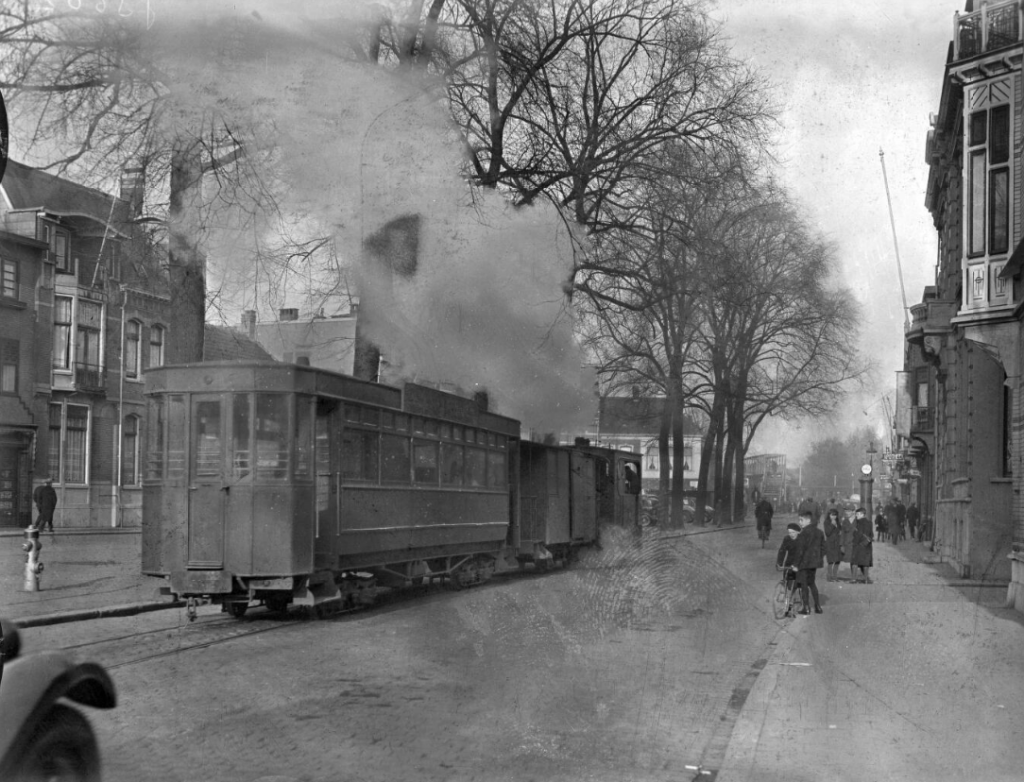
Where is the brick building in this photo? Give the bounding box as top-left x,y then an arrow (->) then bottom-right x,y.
904,1 -> 1023,591
0,160 -> 174,528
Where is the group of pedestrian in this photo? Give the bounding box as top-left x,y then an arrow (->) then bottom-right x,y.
775,503 -> 875,617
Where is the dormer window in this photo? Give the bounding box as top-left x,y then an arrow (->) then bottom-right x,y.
53,227 -> 72,274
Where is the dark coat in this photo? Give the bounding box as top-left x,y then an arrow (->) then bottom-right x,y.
840,518 -> 855,563
776,536 -> 799,569
755,499 -> 774,527
851,515 -> 874,567
793,525 -> 826,570
33,484 -> 57,515
823,515 -> 843,563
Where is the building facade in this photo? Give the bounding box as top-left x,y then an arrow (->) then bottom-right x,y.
906,1 -> 1023,591
0,161 -> 173,528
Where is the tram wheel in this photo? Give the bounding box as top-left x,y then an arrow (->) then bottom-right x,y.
266,594 -> 290,614
226,602 -> 248,618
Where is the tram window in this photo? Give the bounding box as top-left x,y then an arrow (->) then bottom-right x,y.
167,395 -> 186,479
255,394 -> 289,480
362,407 -> 380,427
381,411 -> 393,428
295,398 -> 313,479
315,414 -> 331,474
413,440 -> 439,485
465,447 -> 486,487
487,432 -> 496,447
193,400 -> 222,478
344,405 -> 361,423
145,397 -> 165,480
440,443 -> 463,485
621,462 -> 641,495
232,394 -> 251,480
440,422 -> 451,440
341,429 -> 379,481
381,434 -> 410,483
412,417 -> 424,435
487,451 -> 507,489
395,414 -> 408,432
452,425 -> 463,441
424,420 -> 438,438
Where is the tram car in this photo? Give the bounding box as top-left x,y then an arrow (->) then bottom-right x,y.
141,362 -> 641,617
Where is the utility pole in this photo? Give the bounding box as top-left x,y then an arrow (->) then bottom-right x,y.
879,149 -> 910,330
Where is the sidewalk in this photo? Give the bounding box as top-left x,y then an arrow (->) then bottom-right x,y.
0,527 -> 178,628
716,534 -> 1023,782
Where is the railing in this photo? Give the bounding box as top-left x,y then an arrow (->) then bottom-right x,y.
955,0 -> 1022,60
74,362 -> 106,393
911,406 -> 934,432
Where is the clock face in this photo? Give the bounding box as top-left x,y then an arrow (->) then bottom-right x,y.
861,464 -> 872,475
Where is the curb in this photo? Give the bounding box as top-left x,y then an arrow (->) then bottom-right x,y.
0,528 -> 142,538
15,599 -> 184,629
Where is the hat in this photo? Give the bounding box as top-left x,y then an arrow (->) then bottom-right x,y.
787,523 -> 800,532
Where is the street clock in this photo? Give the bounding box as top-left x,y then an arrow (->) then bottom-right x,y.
860,464 -> 872,476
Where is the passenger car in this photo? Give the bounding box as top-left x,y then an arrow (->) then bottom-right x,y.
0,618 -> 116,782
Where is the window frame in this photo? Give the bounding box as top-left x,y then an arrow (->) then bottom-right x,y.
125,319 -> 142,379
53,295 -> 73,371
121,414 -> 141,486
149,324 -> 165,369
0,338 -> 18,395
49,401 -> 91,485
1,258 -> 17,300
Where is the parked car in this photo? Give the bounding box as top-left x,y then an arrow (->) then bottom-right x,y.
0,618 -> 116,782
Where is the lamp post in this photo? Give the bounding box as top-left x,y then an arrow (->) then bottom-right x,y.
859,441 -> 878,520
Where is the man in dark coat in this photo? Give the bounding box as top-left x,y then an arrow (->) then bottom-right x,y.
906,502 -> 920,540
33,477 -> 57,533
792,510 -> 826,614
851,507 -> 874,583
755,497 -> 774,536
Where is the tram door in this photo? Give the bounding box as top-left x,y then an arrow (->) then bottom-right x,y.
314,398 -> 340,563
187,394 -> 226,568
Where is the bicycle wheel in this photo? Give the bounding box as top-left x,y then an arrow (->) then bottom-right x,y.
772,580 -> 790,619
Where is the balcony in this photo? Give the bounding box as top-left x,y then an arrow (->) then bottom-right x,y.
73,363 -> 106,394
906,297 -> 957,346
955,1 -> 1022,61
911,406 -> 934,433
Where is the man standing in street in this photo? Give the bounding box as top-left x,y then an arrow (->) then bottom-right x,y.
33,477 -> 57,536
792,509 -> 826,615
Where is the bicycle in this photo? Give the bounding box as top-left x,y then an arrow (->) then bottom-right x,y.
757,523 -> 771,548
772,565 -> 803,619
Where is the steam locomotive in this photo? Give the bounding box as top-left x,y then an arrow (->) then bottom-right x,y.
141,362 -> 642,617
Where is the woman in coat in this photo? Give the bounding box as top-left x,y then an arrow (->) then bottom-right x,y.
840,511 -> 856,580
822,507 -> 843,581
850,507 -> 874,583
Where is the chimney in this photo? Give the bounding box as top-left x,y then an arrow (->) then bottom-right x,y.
474,390 -> 489,412
119,166 -> 145,217
240,310 -> 257,339
279,308 -> 299,322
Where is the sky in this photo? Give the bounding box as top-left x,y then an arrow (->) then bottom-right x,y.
710,0 -> 952,459
4,0 -> 957,458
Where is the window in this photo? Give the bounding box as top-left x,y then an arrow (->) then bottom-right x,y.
48,403 -> 90,484
149,325 -> 165,368
193,400 -> 222,478
125,320 -> 141,378
620,461 -> 641,495
295,398 -> 313,479
53,296 -> 73,370
255,393 -> 289,479
381,434 -> 410,483
967,103 -> 1011,258
465,447 -> 486,487
413,440 -> 439,484
121,415 -> 140,486
441,443 -> 463,486
0,339 -> 16,394
486,451 -> 507,488
145,397 -> 165,480
232,393 -> 252,479
53,228 -> 72,274
167,395 -> 186,479
342,430 -> 379,481
1,259 -> 17,299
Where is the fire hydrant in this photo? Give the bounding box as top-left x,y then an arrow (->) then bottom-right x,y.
22,526 -> 43,591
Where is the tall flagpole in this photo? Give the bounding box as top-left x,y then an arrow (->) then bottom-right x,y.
879,149 -> 910,329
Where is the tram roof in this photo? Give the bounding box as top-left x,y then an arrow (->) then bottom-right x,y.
144,361 -> 521,437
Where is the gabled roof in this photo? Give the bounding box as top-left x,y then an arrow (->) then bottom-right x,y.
1,160 -> 130,229
598,396 -> 702,436
203,325 -> 276,362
